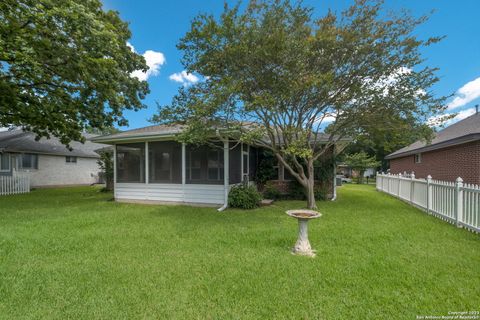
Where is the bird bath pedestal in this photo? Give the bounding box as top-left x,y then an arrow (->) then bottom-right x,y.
286,209 -> 321,257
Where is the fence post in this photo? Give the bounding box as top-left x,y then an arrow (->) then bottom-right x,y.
426,175 -> 432,214
455,177 -> 463,228
410,172 -> 415,204
397,173 -> 402,197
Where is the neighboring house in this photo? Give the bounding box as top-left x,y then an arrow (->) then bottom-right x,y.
386,111 -> 480,184
0,129 -> 106,187
91,124 -> 349,208
336,163 -> 376,178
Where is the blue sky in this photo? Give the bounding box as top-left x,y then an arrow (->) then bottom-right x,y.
103,0 -> 480,130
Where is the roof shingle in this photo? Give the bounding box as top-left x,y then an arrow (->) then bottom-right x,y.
386,112 -> 480,159
0,129 -> 106,158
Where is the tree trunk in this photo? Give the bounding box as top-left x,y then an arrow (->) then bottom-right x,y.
358,170 -> 364,184
306,160 -> 316,209
106,176 -> 114,191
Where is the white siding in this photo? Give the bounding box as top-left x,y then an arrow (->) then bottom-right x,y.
19,154 -> 100,187
115,183 -> 225,205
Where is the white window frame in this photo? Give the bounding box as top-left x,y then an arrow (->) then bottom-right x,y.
18,153 -> 38,170
414,153 -> 422,164
0,153 -> 11,172
66,156 -> 78,164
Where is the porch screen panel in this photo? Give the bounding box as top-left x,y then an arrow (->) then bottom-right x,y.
229,142 -> 241,184
148,141 -> 181,183
186,144 -> 224,184
116,143 -> 145,183
249,146 -> 258,181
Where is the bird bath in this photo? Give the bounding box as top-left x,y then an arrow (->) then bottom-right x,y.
286,209 -> 321,257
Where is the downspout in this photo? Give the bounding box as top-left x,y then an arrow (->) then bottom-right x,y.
217,130 -> 229,211
331,145 -> 337,201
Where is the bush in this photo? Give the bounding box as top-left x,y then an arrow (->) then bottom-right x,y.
228,185 -> 262,209
289,180 -> 307,200
262,181 -> 282,200
288,180 -> 330,201
314,184 -> 329,201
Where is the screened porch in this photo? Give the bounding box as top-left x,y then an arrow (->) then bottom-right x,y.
113,140 -> 258,205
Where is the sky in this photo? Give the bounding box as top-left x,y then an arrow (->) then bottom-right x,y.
103,0 -> 480,130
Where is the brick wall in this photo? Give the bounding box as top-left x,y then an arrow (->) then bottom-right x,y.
389,141 -> 480,184
263,179 -> 334,199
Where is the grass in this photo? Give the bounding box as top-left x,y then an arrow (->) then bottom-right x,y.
0,185 -> 478,319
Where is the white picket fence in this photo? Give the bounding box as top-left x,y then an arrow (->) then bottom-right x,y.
376,172 -> 479,233
0,173 -> 31,196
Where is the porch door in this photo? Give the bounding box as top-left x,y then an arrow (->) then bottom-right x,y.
242,145 -> 249,182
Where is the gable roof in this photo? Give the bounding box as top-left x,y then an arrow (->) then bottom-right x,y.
90,123 -> 351,145
385,112 -> 480,160
0,129 -> 106,158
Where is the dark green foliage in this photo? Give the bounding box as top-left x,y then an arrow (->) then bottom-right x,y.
314,184 -> 330,201
288,179 -> 307,200
0,0 -> 149,145
262,181 -> 282,200
344,152 -> 381,184
97,150 -> 114,191
228,184 -> 262,209
255,152 -> 277,185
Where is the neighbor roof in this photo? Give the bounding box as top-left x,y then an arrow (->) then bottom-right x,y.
0,129 -> 106,158
90,124 -> 184,143
385,112 -> 480,160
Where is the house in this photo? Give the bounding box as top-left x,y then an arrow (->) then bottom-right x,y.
336,163 -> 376,178
0,129 -> 106,187
386,110 -> 480,184
91,124 -> 348,208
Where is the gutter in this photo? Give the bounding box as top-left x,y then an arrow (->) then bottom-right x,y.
90,132 -> 178,144
216,129 -> 229,212
331,146 -> 337,201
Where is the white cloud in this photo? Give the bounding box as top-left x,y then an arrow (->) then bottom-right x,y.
447,77 -> 480,110
453,108 -> 476,121
126,42 -> 135,52
127,42 -> 166,81
428,107 -> 477,127
363,67 -> 412,96
169,70 -> 199,86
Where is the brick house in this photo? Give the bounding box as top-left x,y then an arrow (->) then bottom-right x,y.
385,111 -> 480,184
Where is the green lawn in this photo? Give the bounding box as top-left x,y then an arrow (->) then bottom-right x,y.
0,185 -> 478,319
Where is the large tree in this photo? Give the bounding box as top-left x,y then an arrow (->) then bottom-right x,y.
152,0 -> 448,209
0,0 -> 149,145
344,151 -> 380,184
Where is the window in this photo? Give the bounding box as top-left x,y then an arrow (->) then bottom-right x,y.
0,153 -> 10,171
243,153 -> 249,175
66,156 -> 77,163
19,154 -> 38,169
414,153 -> 422,164
148,141 -> 181,183
186,145 -> 224,184
116,143 -> 145,183
208,150 -> 224,180
188,149 -> 202,181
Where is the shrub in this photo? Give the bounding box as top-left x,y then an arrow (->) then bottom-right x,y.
228,185 -> 262,209
314,184 -> 329,201
289,180 -> 307,200
262,181 -> 282,200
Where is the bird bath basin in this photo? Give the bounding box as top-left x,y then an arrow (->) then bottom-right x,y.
286,209 -> 321,257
